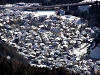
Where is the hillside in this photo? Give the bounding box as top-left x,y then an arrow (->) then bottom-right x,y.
0,1 -> 100,75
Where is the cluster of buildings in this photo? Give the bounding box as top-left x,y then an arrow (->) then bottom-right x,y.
0,4 -> 100,74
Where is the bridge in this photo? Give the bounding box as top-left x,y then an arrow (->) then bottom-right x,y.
39,1 -> 99,8
0,1 -> 100,10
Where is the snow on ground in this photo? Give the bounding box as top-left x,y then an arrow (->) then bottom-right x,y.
90,44 -> 100,59
24,10 -> 55,17
34,11 -> 55,16
22,10 -> 56,18
0,3 -> 100,74
61,15 -> 80,22
73,43 -> 90,60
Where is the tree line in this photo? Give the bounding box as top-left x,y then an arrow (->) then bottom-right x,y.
0,54 -> 81,75
0,0 -> 83,5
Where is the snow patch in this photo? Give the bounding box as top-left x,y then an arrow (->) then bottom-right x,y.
90,44 -> 100,59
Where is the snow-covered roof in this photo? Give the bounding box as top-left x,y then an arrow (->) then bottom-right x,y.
0,3 -> 100,74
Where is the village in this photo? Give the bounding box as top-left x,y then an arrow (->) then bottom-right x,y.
0,0 -> 100,75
